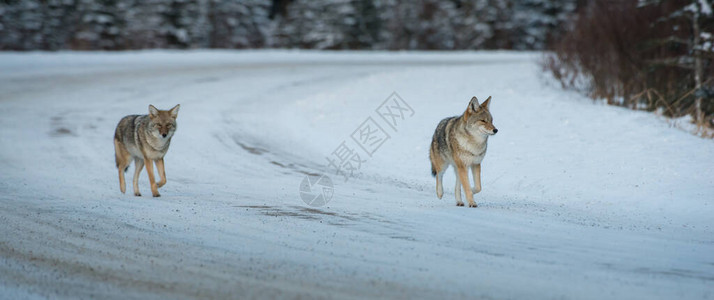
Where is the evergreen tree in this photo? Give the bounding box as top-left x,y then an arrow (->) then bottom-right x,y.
73,0 -> 126,50
452,0 -> 495,50
0,0 -> 580,50
509,0 -> 577,50
208,0 -> 271,48
0,0 -> 78,50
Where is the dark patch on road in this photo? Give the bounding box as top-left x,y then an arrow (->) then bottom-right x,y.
298,206 -> 338,217
233,139 -> 268,155
390,235 -> 417,241
234,205 -> 397,228
229,136 -> 321,176
270,161 -> 320,176
233,205 -> 417,243
51,127 -> 74,136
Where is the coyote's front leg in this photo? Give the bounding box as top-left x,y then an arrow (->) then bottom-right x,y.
156,158 -> 167,188
133,159 -> 144,196
456,163 -> 476,207
471,164 -> 482,195
143,156 -> 160,197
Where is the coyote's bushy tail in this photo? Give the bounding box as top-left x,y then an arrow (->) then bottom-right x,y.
429,145 -> 437,177
115,149 -> 129,173
114,136 -> 129,173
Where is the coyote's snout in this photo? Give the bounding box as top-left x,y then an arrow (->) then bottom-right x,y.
114,104 -> 180,197
429,96 -> 497,207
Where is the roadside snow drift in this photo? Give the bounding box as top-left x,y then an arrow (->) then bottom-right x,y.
1,50 -> 713,299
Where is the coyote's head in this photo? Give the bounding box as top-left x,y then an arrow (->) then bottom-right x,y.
463,96 -> 497,136
148,104 -> 180,139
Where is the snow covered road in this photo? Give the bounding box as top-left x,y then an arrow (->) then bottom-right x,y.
1,50 -> 713,299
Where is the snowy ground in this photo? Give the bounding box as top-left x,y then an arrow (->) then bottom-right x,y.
1,50 -> 713,300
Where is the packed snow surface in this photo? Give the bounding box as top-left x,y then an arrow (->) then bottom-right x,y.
1,50 -> 713,299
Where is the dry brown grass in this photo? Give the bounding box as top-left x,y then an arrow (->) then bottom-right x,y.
542,0 -> 714,136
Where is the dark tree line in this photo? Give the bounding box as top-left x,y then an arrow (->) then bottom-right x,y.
0,0 -> 577,50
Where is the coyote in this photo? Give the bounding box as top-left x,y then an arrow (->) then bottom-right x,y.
114,104 -> 180,197
429,96 -> 497,207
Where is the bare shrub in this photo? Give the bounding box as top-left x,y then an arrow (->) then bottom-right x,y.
543,0 -> 714,135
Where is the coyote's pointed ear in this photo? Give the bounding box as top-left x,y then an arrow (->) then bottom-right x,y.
481,96 -> 492,110
169,104 -> 180,119
149,105 -> 159,119
469,96 -> 480,112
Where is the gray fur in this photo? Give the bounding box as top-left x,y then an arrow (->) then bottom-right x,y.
114,114 -> 175,163
430,116 -> 457,176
